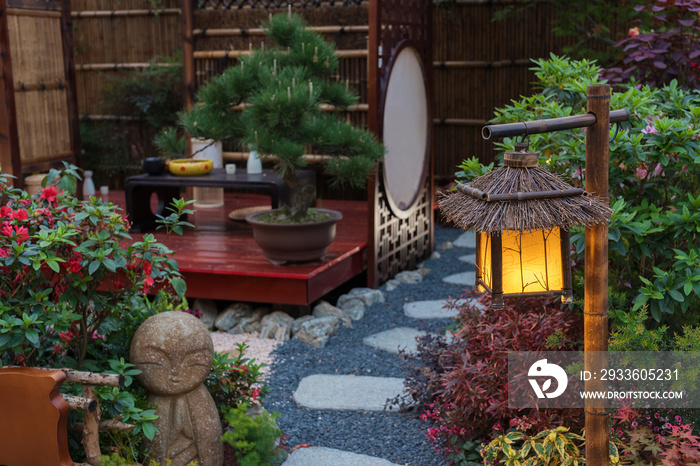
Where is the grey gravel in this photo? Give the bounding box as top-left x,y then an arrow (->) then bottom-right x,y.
266,225 -> 474,466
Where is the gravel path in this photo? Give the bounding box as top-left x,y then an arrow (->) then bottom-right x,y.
266,225 -> 473,465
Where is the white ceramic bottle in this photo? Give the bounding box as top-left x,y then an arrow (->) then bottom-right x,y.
247,147 -> 263,174
83,170 -> 96,197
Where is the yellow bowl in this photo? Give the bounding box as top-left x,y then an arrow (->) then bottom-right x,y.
168,158 -> 214,176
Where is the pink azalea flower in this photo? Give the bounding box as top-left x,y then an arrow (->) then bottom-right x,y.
652,163 -> 665,177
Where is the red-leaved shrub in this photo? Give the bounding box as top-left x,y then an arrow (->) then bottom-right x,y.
412,292 -> 585,459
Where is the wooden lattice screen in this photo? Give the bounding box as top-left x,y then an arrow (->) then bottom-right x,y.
0,0 -> 80,182
367,0 -> 433,286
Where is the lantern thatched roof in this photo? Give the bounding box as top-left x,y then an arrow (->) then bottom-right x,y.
438,151 -> 613,233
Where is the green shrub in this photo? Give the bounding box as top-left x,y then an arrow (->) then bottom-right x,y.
482,426 -> 622,466
206,342 -> 269,422
222,402 -> 286,466
459,54 -> 700,327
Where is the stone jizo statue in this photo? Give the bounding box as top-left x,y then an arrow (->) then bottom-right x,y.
130,311 -> 223,466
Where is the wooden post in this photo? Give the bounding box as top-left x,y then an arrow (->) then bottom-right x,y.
366,0 -> 380,288
61,0 -> 82,195
182,0 -> 195,110
82,384 -> 102,465
584,84 -> 610,465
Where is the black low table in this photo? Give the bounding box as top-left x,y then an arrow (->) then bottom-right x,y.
125,168 -> 315,232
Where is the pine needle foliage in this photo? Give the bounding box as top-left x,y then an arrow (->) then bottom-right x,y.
157,13 -> 384,220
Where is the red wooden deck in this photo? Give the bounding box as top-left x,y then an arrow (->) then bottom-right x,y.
109,191 -> 368,305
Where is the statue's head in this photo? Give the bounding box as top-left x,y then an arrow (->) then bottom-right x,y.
130,311 -> 214,396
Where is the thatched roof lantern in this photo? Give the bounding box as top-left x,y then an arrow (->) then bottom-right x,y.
438,142 -> 612,309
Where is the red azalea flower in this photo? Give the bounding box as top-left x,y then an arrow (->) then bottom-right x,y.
58,330 -> 73,343
142,274 -> 155,294
0,206 -> 11,218
14,226 -> 29,244
11,209 -> 28,222
1,224 -> 13,237
40,186 -> 58,203
69,259 -> 82,274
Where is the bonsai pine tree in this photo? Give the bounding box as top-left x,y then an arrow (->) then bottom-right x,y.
159,13 -> 384,221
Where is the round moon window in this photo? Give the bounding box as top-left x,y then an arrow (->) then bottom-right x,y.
382,47 -> 429,217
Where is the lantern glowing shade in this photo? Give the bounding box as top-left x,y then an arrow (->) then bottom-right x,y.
437,142 -> 612,309
476,227 -> 573,309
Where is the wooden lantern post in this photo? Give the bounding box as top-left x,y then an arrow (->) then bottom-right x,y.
461,84 -> 626,464
583,84 -> 610,465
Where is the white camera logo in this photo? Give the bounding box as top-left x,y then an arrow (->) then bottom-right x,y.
528,359 -> 568,399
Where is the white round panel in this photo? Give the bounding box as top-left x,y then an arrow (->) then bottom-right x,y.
382,47 -> 429,214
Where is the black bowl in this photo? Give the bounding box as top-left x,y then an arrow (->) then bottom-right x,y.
143,157 -> 165,176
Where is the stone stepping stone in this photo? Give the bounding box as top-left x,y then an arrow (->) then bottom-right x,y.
404,298 -> 484,319
283,447 -> 399,465
403,299 -> 458,319
458,253 -> 476,264
453,231 -> 476,249
442,270 -> 476,286
294,374 -> 406,411
363,327 -> 428,354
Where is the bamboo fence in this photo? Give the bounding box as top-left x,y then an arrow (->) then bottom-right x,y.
4,3 -> 77,175
70,0 -> 181,116
68,0 -> 623,182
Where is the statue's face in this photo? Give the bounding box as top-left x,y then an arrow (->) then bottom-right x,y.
134,343 -> 212,396
130,312 -> 214,396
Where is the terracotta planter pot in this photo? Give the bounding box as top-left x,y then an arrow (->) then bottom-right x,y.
245,208 -> 343,264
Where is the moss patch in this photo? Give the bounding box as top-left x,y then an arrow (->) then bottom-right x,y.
255,209 -> 334,224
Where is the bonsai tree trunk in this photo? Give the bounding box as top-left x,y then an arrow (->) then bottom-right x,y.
283,171 -> 317,220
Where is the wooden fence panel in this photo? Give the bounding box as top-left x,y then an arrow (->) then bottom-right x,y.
70,0 -> 181,116
70,0 -> 618,183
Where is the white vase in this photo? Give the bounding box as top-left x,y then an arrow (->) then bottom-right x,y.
83,170 -> 96,197
247,149 -> 263,174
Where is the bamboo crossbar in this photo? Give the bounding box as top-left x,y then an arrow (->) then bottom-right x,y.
62,369 -> 124,388
434,118 -> 487,126
83,114 -> 140,121
482,109 -> 631,139
64,394 -> 98,412
223,151 -> 344,163
75,63 -> 180,71
193,49 -> 368,59
6,8 -> 61,18
71,8 -> 180,18
14,80 -> 65,92
196,1 -> 369,10
457,183 -> 586,202
230,103 -> 367,112
193,25 -> 369,37
433,58 -> 531,69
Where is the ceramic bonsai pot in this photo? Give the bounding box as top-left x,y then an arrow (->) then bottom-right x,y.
245,208 -> 343,264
